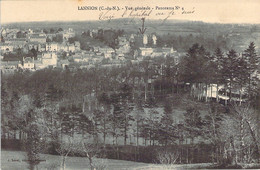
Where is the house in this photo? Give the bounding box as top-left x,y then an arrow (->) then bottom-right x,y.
46,43 -> 58,52
5,38 -> 27,49
40,52 -> 58,67
62,28 -> 75,41
84,51 -> 95,57
1,28 -> 7,37
118,36 -> 129,46
150,47 -> 177,58
115,52 -> 125,60
129,34 -> 136,43
162,47 -> 176,55
27,42 -> 39,51
143,34 -> 148,46
99,47 -> 115,59
58,43 -> 68,51
151,50 -> 164,57
139,47 -> 153,56
0,43 -> 14,52
90,29 -> 98,38
46,33 -> 56,41
18,57 -> 35,70
92,56 -> 103,63
2,29 -> 20,39
93,47 -> 100,52
117,45 -> 131,54
5,38 -> 27,44
57,59 -> 70,69
34,60 -> 46,70
117,55 -> 126,61
73,53 -> 84,63
72,52 -> 90,63
38,44 -> 46,52
152,34 -> 157,46
58,42 -> 77,52
28,33 -> 46,43
104,53 -> 113,59
74,41 -> 81,51
117,36 -> 131,54
68,44 -> 76,52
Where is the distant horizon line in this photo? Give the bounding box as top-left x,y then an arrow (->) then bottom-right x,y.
2,18 -> 260,26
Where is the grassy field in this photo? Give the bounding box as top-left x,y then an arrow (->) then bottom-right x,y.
1,150 -> 155,170
2,150 -> 225,170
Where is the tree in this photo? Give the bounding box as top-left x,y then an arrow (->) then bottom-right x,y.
219,114 -> 239,165
180,44 -> 211,101
232,104 -> 260,163
30,48 -> 38,58
50,28 -> 55,33
145,96 -> 160,146
164,56 -> 178,93
58,28 -> 63,32
202,102 -> 225,163
183,106 -> 203,144
81,31 -> 90,38
55,136 -> 75,170
243,42 -> 259,100
16,31 -> 25,38
131,95 -> 145,160
236,55 -> 249,104
219,104 -> 260,165
44,84 -> 64,150
156,149 -> 179,168
68,37 -> 77,44
97,92 -> 112,144
110,92 -> 123,145
97,29 -> 104,40
43,29 -> 48,34
25,123 -> 45,170
212,48 -> 225,101
103,30 -> 118,49
119,84 -> 135,145
46,37 -> 52,42
183,105 -> 203,164
158,100 -> 175,146
75,138 -> 105,170
20,97 -> 48,170
220,49 -> 240,102
53,34 -> 63,43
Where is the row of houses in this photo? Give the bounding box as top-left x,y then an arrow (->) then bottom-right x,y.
1,28 -> 75,41
1,27 -> 78,53
1,52 -> 70,73
1,41 -> 81,53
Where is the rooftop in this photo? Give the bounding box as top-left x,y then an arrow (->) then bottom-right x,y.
24,57 -> 34,63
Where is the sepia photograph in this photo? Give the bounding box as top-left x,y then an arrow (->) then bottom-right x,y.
1,0 -> 260,169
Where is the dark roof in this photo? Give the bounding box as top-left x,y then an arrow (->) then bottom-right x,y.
24,57 -> 34,63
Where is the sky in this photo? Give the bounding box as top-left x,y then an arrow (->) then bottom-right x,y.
1,0 -> 260,24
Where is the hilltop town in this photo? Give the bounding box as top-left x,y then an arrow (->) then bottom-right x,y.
1,26 -> 182,74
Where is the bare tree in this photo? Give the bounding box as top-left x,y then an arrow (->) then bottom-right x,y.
232,103 -> 260,163
55,136 -> 74,170
157,149 -> 179,169
75,138 -> 105,170
219,103 -> 260,165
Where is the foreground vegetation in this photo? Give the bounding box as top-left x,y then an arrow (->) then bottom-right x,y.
2,150 -> 259,170
1,42 -> 259,169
